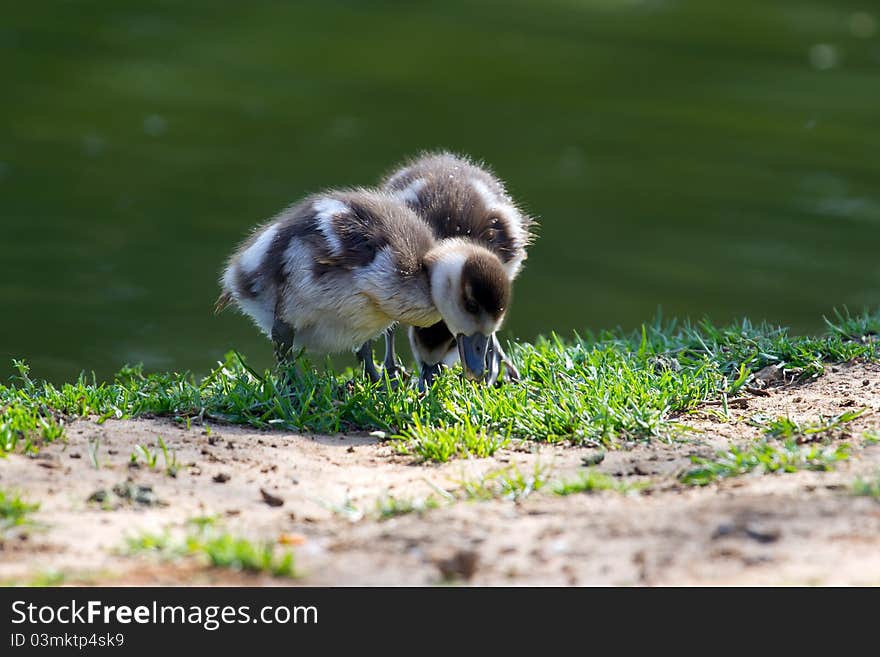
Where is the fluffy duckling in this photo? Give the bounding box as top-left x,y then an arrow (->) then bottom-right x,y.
216,189 -> 511,382
378,151 -> 535,389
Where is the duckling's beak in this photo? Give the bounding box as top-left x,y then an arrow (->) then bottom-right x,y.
457,333 -> 490,381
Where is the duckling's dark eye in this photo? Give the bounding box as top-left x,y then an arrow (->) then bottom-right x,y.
464,298 -> 480,315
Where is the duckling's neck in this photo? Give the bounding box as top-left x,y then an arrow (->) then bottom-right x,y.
425,246 -> 466,309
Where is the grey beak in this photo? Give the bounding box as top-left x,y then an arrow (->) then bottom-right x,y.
457,333 -> 490,381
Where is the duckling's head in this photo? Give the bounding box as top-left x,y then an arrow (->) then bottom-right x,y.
425,239 -> 510,381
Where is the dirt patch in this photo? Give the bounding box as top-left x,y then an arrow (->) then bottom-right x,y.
2,361 -> 879,585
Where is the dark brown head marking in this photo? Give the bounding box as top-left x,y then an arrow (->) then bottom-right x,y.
460,252 -> 509,320
412,321 -> 457,353
235,265 -> 262,299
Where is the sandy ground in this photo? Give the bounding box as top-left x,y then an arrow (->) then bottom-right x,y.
2,361 -> 879,586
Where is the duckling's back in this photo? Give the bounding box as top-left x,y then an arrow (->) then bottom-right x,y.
381,151 -> 534,279
218,189 -> 437,352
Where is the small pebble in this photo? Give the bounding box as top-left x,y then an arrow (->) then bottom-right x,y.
260,488 -> 284,507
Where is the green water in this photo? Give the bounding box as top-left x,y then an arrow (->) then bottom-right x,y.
2,1 -> 878,383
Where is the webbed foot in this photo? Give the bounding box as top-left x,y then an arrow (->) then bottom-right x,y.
417,362 -> 443,393
356,340 -> 382,384
381,326 -> 407,383
272,318 -> 302,383
487,334 -> 520,386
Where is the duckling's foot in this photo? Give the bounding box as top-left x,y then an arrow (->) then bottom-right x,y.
375,365 -> 407,391
373,371 -> 398,392
276,365 -> 304,390
356,340 -> 382,384
485,334 -> 501,386
500,354 -> 520,383
382,362 -> 407,382
417,362 -> 442,393
381,326 -> 407,382
272,318 -> 297,364
271,320 -> 302,387
489,334 -> 520,385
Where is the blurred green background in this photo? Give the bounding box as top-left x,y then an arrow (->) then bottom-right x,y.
2,0 -> 878,383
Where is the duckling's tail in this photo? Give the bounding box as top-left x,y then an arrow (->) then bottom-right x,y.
214,291 -> 234,314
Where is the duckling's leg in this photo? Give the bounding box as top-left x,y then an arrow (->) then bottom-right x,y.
489,334 -> 520,384
381,326 -> 405,380
356,341 -> 382,384
272,318 -> 296,365
485,334 -> 501,386
272,318 -> 301,383
417,362 -> 443,392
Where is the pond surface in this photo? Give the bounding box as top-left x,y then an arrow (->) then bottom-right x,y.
2,1 -> 879,382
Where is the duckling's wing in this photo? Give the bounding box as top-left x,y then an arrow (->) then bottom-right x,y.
310,202 -> 386,273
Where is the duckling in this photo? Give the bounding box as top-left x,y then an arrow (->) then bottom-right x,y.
216,188 -> 511,382
376,151 -> 535,389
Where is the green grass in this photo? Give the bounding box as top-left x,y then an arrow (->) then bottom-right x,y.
131,445 -> 158,469
21,571 -> 67,587
335,462 -> 639,518
130,437 -> 179,477
376,463 -> 641,510
87,437 -> 101,469
0,392 -> 64,456
124,520 -> 296,578
2,309 -> 877,461
334,464 -> 553,518
393,415 -> 510,463
454,463 -> 550,502
680,440 -> 852,486
0,570 -> 68,588
185,533 -> 295,577
0,489 -> 40,532
324,494 -> 444,522
825,308 -> 880,342
679,407 -> 870,487
553,469 -> 646,495
853,472 -> 880,498
757,409 -> 868,441
375,494 -> 442,520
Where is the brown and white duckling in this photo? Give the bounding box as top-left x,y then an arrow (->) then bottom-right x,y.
378,151 -> 535,389
216,188 -> 511,382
